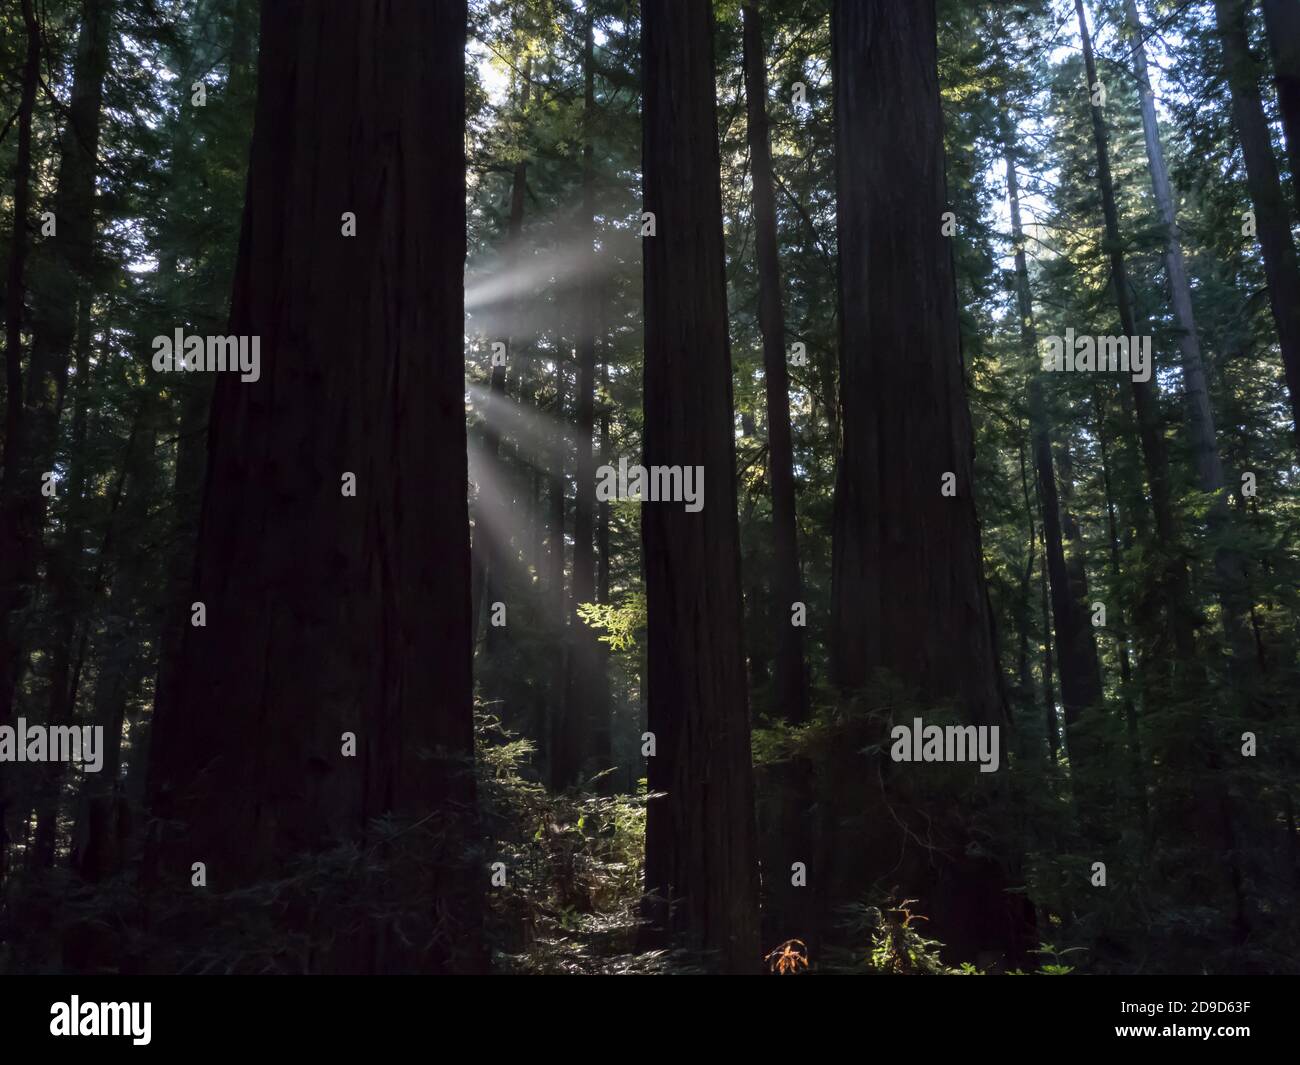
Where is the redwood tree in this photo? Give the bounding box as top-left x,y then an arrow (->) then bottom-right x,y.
146,0 -> 478,973
829,0 -> 1029,959
743,1 -> 808,725
640,0 -> 761,973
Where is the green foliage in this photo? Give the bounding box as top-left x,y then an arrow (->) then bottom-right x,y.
575,591 -> 646,652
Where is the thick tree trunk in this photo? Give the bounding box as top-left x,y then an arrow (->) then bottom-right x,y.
1124,0 -> 1254,675
1214,0 -> 1300,451
1075,0 -> 1195,660
829,0 -> 1029,960
146,0 -> 478,973
640,0 -> 761,973
830,0 -> 1002,722
743,2 -> 808,725
1261,0 -> 1300,211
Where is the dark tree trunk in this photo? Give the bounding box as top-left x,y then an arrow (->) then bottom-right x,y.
1261,0 -> 1300,212
1075,0 -> 1196,659
146,0 -> 478,973
0,0 -> 62,879
1040,526 -> 1059,765
829,0 -> 1029,961
1124,0 -> 1255,677
1214,0 -> 1300,452
547,353 -> 570,789
743,2 -> 808,725
829,0 -> 1002,722
477,59 -> 532,659
24,0 -> 114,873
597,358 -> 611,607
1003,126 -> 1103,753
1097,400 -> 1147,827
66,388 -> 161,882
29,311 -> 94,872
561,10 -> 610,787
640,0 -> 761,973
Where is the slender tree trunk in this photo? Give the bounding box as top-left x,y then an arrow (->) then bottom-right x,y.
1075,0 -> 1195,660
743,2 -> 808,724
1124,0 -> 1254,675
477,60 -> 532,659
547,354 -> 570,788
597,358 -> 611,608
561,12 -> 610,787
146,0 -> 479,973
1213,0 -> 1300,451
1260,0 -> 1300,211
1097,401 -> 1147,828
1004,125 -> 1103,751
640,0 -> 761,972
1015,444 -> 1037,713
29,309 -> 94,871
23,0 -> 114,873
0,0 -> 55,879
1039,525 -> 1059,765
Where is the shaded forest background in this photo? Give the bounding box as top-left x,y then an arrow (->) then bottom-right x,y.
0,0 -> 1298,975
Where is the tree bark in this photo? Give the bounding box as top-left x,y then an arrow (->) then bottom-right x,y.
146,0 -> 478,973
0,0 -> 53,879
829,0 -> 1030,960
640,0 -> 761,972
1214,0 -> 1300,452
23,0 -> 114,873
830,0 -> 1003,723
1124,0 -> 1254,675
561,9 -> 610,787
743,2 -> 808,725
1261,0 -> 1300,211
1003,123 -> 1104,748
1075,0 -> 1195,660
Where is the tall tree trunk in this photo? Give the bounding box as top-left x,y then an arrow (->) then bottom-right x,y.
830,0 -> 1028,960
1124,0 -> 1254,675
743,2 -> 808,725
1075,0 -> 1195,660
640,0 -> 761,972
477,59 -> 532,659
547,353 -> 570,788
597,359 -> 611,606
1213,0 -> 1300,451
0,0 -> 60,879
1096,398 -> 1147,828
146,0 -> 478,973
23,0 -> 114,873
1260,0 -> 1300,211
1004,124 -> 1103,754
830,0 -> 1003,722
29,309 -> 94,872
562,9 -> 610,787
